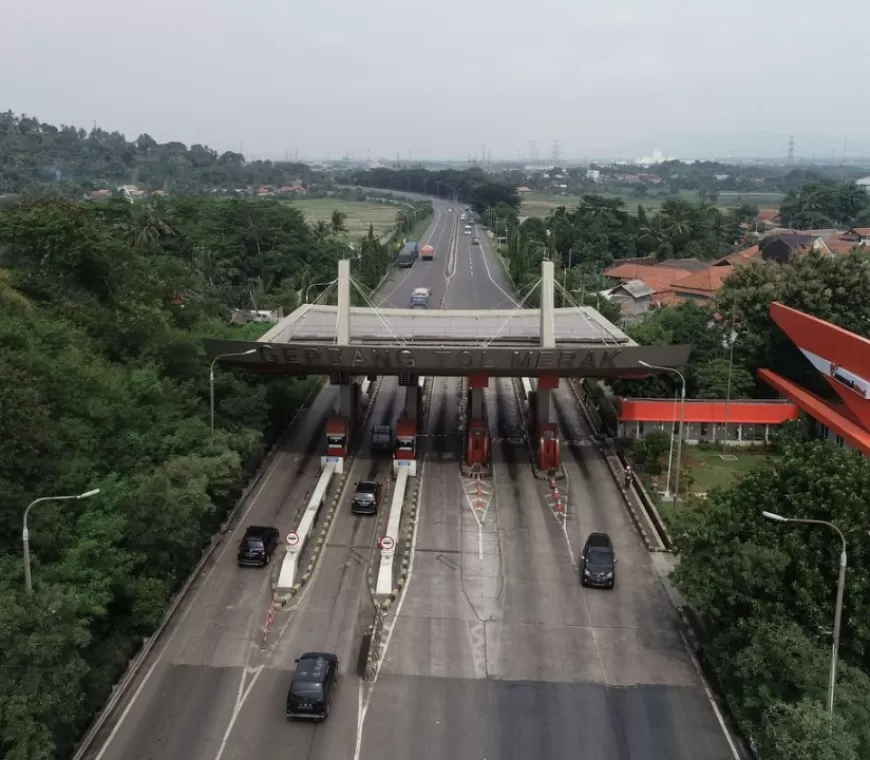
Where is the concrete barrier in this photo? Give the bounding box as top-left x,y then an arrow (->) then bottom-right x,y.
376,467 -> 409,595
276,461 -> 337,593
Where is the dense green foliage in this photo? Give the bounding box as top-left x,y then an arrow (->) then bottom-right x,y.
0,194 -> 401,759
673,438 -> 870,759
717,249 -> 870,398
0,111 -> 317,195
490,194 -> 752,329
778,181 -> 870,229
348,167 -> 521,217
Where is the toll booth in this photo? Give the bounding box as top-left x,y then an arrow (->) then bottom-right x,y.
393,418 -> 418,477
537,422 -> 561,476
463,419 -> 491,477
322,416 -> 349,474
527,390 -> 538,436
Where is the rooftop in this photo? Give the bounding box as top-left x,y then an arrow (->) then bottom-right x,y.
259,304 -> 632,347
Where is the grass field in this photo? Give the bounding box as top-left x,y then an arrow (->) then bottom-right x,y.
520,190 -> 785,219
658,447 -> 775,495
648,446 -> 775,525
288,198 -> 400,238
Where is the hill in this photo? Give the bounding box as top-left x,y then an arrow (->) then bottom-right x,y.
0,111 -> 316,195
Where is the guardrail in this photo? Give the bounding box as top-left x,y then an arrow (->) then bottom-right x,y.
276,461 -> 337,593
376,467 -> 409,595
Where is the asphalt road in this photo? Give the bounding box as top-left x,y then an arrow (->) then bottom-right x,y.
85,204 -> 459,760
356,376 -> 736,760
87,202 -> 736,760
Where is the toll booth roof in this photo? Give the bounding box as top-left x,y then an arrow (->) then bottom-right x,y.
261,305 -> 633,347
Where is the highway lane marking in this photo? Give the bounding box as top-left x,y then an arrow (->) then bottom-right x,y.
353,403 -> 429,760
441,207 -> 460,305
90,404 -> 332,759
678,627 -> 741,760
376,206 -> 445,307
477,234 -> 520,307
213,665 -> 264,760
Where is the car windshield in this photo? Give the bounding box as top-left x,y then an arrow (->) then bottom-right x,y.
290,681 -> 323,699
357,483 -> 376,494
243,538 -> 264,549
586,548 -> 612,569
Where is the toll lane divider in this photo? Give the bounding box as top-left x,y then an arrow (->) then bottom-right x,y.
278,376 -> 385,606
375,467 -> 409,595
276,461 -> 336,593
364,377 -> 434,679
71,375 -> 328,760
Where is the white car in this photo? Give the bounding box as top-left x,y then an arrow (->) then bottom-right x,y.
464,229 -> 471,235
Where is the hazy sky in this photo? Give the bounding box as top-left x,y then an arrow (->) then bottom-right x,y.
4,0 -> 868,159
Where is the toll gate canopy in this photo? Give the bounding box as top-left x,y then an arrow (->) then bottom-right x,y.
203,261 -> 692,377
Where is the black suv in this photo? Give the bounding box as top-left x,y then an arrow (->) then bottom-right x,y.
580,532 -> 616,589
371,425 -> 394,453
286,652 -> 339,721
237,525 -> 280,567
351,480 -> 382,515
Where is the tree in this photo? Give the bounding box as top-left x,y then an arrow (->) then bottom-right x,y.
694,358 -> 755,399
717,250 -> 870,397
0,111 -> 322,195
0,193 -> 407,759
758,699 -> 860,760
671,440 -> 870,753
610,302 -> 728,399
330,209 -> 347,235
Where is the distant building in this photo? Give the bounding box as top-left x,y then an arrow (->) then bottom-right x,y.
586,169 -> 601,182
603,279 -> 654,321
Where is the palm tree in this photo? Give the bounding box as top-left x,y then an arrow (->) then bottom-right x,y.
660,200 -> 694,240
330,210 -> 348,235
310,220 -> 331,243
127,202 -> 176,248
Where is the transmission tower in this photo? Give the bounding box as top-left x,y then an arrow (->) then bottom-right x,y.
787,135 -> 795,164
552,139 -> 561,166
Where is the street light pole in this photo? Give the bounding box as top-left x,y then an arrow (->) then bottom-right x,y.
639,361 -> 687,499
23,489 -> 101,593
305,279 -> 337,304
762,512 -> 847,717
210,349 -> 257,442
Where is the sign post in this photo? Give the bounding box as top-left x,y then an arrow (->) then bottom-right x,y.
285,531 -> 300,551
379,536 -> 396,553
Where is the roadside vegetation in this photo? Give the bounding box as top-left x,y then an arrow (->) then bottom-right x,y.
0,191 -> 426,759
0,111 -> 321,197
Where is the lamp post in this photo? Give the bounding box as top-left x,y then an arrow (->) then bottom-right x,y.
639,361 -> 687,500
23,489 -> 101,594
210,349 -> 257,442
762,511 -> 847,717
305,280 -> 336,303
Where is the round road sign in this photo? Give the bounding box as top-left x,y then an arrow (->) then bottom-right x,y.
379,536 -> 396,552
285,531 -> 300,547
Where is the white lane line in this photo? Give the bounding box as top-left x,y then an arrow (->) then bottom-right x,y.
376,206 -> 445,307
441,209 -> 460,305
92,656 -> 162,760
213,665 -> 264,760
91,413 -> 328,759
478,235 -> 519,306
353,398 -> 429,760
678,627 -> 742,760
